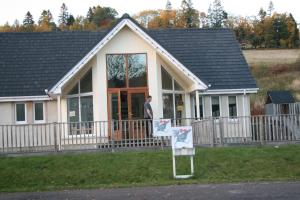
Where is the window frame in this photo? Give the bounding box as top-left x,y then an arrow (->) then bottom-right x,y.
106,53 -> 148,89
161,66 -> 185,120
66,69 -> 94,124
228,96 -> 238,119
15,103 -> 27,124
33,102 -> 45,123
211,96 -> 221,118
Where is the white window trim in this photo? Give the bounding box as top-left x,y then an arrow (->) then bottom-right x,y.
15,103 -> 27,124
33,102 -> 45,124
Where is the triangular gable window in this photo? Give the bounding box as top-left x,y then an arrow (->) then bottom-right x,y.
161,66 -> 183,91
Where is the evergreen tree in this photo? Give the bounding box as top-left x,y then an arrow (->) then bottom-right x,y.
267,1 -> 274,16
58,3 -> 69,26
23,11 -> 35,26
180,0 -> 199,28
23,11 -> 35,31
86,7 -> 94,23
166,0 -> 172,10
67,15 -> 75,26
258,8 -> 267,21
207,0 -> 228,28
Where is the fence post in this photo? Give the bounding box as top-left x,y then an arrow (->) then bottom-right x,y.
211,117 -> 215,147
219,118 -> 224,146
111,120 -> 115,153
53,122 -> 58,152
259,116 -> 264,146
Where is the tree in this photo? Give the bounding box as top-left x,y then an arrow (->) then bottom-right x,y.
91,6 -> 118,28
268,1 -> 274,16
23,11 -> 35,31
23,11 -> 34,26
207,0 -> 228,28
258,8 -> 267,21
67,15 -> 75,26
179,0 -> 199,28
133,10 -> 160,28
86,7 -> 94,23
166,0 -> 172,10
37,10 -> 54,31
58,3 -> 69,27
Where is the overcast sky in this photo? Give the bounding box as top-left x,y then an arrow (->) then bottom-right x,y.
0,0 -> 299,25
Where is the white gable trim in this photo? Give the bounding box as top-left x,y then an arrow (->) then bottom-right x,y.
49,18 -> 207,94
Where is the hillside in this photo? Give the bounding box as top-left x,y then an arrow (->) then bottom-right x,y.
243,49 -> 300,114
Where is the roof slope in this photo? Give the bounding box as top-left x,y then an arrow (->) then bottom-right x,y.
0,17 -> 257,97
147,28 -> 256,90
0,31 -> 106,97
266,91 -> 295,104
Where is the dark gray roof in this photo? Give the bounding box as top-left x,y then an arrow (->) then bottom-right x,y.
0,15 -> 257,97
266,91 -> 295,104
147,28 -> 256,90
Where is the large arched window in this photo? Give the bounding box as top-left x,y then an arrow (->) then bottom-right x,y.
161,66 -> 185,119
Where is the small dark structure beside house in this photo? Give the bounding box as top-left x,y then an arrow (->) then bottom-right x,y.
265,91 -> 298,115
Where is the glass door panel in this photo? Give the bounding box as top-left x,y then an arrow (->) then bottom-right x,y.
130,93 -> 145,120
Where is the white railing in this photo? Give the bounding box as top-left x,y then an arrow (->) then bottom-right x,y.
0,115 -> 300,154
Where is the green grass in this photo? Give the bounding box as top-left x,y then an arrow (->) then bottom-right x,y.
1,145 -> 300,192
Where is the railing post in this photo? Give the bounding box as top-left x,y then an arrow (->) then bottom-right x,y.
219,118 -> 224,146
111,120 -> 115,153
53,122 -> 59,152
211,117 -> 215,147
259,116 -> 264,145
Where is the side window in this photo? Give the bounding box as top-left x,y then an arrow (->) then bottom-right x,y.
211,96 -> 220,118
34,102 -> 44,122
228,96 -> 237,118
16,103 -> 26,124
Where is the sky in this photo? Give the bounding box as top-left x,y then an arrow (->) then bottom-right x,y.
0,0 -> 299,25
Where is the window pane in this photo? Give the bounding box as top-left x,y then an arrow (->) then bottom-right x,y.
80,70 -> 92,93
229,96 -> 237,117
69,84 -> 79,95
68,97 -> 79,122
128,54 -> 147,87
161,67 -> 173,90
35,103 -> 44,121
175,94 -> 184,119
107,55 -> 126,88
212,96 -> 220,118
199,96 -> 204,118
81,96 -> 94,122
16,104 -> 25,122
174,80 -> 183,91
163,93 -> 174,118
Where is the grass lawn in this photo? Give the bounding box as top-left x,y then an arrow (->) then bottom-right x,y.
1,145 -> 300,192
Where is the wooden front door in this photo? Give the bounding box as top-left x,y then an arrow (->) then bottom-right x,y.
108,89 -> 148,140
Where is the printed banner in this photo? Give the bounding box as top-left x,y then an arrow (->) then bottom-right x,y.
153,119 -> 172,137
171,126 -> 193,149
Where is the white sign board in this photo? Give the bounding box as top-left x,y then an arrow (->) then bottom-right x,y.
171,126 -> 193,149
153,119 -> 172,137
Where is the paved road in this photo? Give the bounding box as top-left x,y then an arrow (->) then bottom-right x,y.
1,182 -> 300,200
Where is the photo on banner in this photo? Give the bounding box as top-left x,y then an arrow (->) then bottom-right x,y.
171,126 -> 193,149
153,119 -> 172,137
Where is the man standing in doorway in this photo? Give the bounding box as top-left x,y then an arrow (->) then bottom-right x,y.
144,96 -> 153,138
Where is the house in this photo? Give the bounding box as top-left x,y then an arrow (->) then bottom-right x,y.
0,14 -> 257,141
265,91 -> 299,115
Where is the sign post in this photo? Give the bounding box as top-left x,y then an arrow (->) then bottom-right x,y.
171,126 -> 195,179
153,120 -> 195,179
